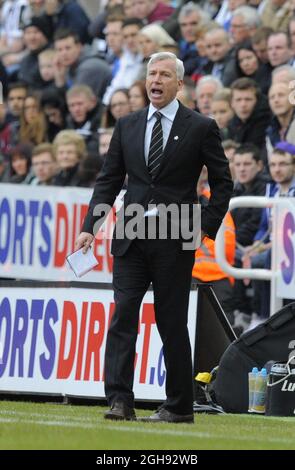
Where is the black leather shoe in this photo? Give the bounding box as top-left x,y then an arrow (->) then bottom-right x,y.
139,408 -> 194,423
104,401 -> 136,421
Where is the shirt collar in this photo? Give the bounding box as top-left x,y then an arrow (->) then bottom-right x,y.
147,98 -> 179,122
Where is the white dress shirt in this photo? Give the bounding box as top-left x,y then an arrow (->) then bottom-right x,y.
144,98 -> 179,163
144,98 -> 179,216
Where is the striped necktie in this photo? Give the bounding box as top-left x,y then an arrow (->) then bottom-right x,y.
148,111 -> 163,177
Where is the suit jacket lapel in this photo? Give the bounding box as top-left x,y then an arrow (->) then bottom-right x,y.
156,103 -> 192,179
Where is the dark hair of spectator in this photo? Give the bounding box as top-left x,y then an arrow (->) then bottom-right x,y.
54,28 -> 80,43
7,81 -> 28,94
234,143 -> 262,163
235,40 -> 260,76
230,77 -> 260,98
41,88 -> 67,116
101,88 -> 130,128
20,93 -> 47,145
9,143 -> 33,177
222,139 -> 239,151
129,80 -> 149,106
32,143 -> 55,159
106,11 -> 125,23
268,31 -> 292,49
122,17 -> 144,29
251,26 -> 274,45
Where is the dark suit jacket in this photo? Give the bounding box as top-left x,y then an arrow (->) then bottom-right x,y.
82,102 -> 233,256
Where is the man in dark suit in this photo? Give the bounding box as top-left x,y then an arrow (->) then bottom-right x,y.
75,52 -> 233,423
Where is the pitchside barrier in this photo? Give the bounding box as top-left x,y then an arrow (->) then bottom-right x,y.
216,196 -> 295,316
0,185 -> 234,400
0,281 -> 234,400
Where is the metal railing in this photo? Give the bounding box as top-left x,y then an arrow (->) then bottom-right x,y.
215,196 -> 282,316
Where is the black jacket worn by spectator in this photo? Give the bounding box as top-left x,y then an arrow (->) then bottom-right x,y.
231,172 -> 269,247
228,94 -> 271,155
66,103 -> 103,153
67,47 -> 112,99
18,45 -> 49,89
52,163 -> 81,187
45,0 -> 90,44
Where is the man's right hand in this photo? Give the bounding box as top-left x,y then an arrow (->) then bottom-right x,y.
75,232 -> 94,254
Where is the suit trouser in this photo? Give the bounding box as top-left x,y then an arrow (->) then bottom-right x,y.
104,237 -> 195,415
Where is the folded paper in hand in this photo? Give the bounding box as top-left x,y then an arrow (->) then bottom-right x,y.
66,247 -> 98,277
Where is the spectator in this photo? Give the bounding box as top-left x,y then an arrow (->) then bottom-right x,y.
177,2 -> 209,75
192,166 -> 236,324
30,142 -> 57,185
103,14 -> 124,77
101,88 -> 131,128
261,0 -> 292,33
176,82 -> 196,110
18,16 -> 51,88
211,88 -> 234,140
38,48 -> 56,90
266,81 -> 295,150
232,143 -> 267,247
8,143 -> 34,184
54,29 -> 112,99
245,142 -> 295,325
19,93 -> 47,145
0,152 -> 10,182
230,143 -> 268,317
40,88 -> 67,141
78,154 -> 104,188
0,0 -> 27,72
230,6 -> 261,45
52,129 -> 86,186
44,0 -> 90,44
267,32 -> 293,69
102,18 -> 143,105
202,27 -> 235,85
196,75 -> 223,116
222,139 -> 239,181
132,0 -> 174,24
6,82 -> 27,123
251,26 -> 273,64
271,64 -> 295,85
228,77 -> 271,153
128,81 -> 149,112
235,40 -> 270,95
66,85 -> 103,153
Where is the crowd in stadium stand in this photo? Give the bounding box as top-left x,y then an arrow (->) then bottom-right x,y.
1,0 -> 295,335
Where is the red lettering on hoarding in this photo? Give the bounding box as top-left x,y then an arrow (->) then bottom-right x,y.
139,304 -> 156,384
79,204 -> 88,229
54,203 -> 69,267
84,302 -> 105,381
75,302 -> 88,381
57,301 -> 77,378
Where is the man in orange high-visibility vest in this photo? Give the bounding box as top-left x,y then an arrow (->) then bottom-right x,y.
192,187 -> 235,324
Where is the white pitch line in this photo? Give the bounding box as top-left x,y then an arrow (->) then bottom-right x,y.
0,413 -> 294,446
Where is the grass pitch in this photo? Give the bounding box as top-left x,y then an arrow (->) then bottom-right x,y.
0,400 -> 294,450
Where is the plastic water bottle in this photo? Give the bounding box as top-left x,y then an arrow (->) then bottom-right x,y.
252,368 -> 268,414
248,367 -> 259,412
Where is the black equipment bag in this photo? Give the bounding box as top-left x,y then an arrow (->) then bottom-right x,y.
212,302 -> 295,413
